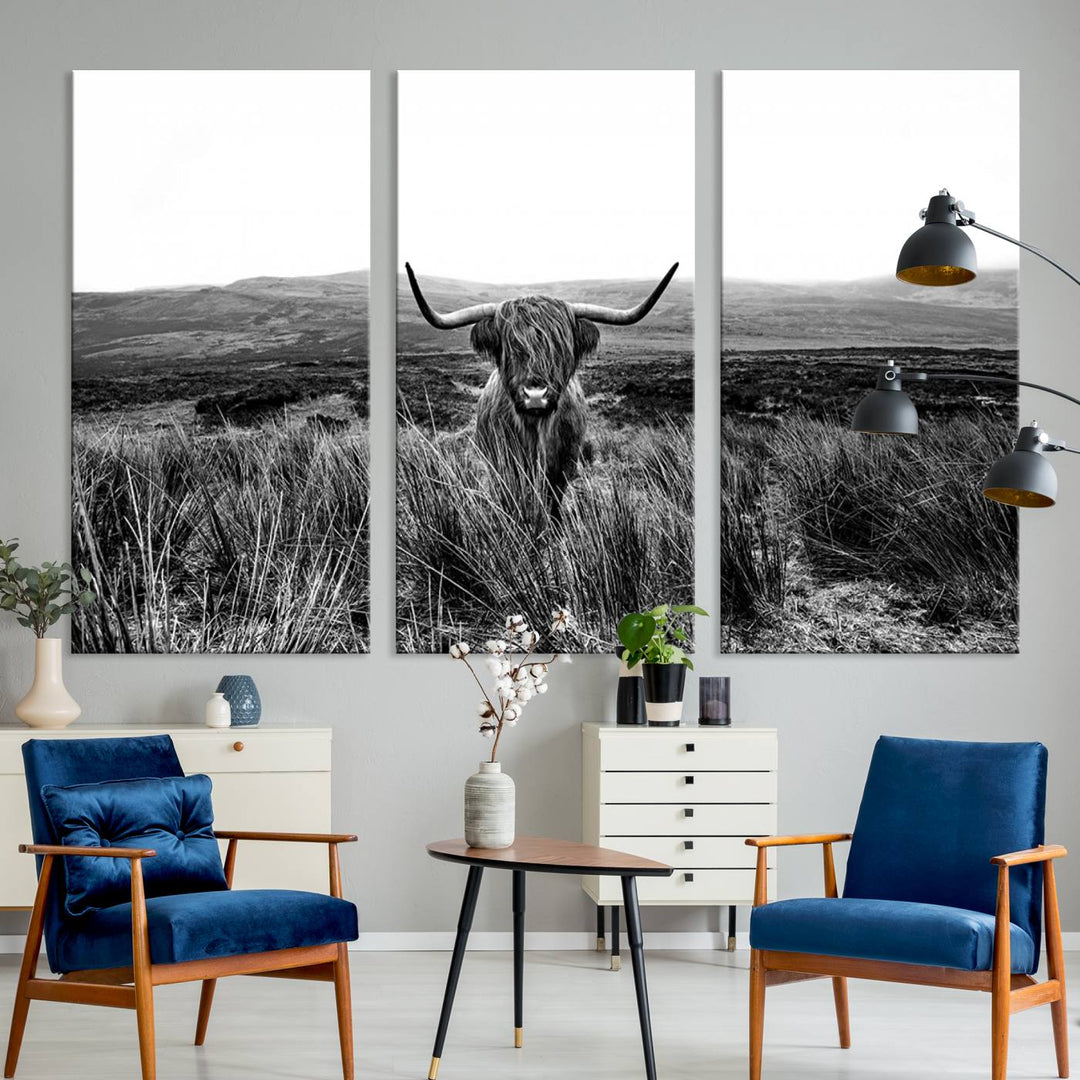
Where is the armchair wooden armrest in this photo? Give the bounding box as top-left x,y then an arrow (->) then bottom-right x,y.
989,842 -> 1068,1059
19,843 -> 157,859
747,834 -> 853,907
746,833 -> 852,849
213,831 -> 356,898
213,830 -> 357,844
991,843 -> 1067,867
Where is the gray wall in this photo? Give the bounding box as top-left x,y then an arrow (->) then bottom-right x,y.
2,0 -> 1079,939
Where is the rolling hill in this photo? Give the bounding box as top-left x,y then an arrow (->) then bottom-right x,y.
73,271 -> 369,373
722,270 -> 1017,351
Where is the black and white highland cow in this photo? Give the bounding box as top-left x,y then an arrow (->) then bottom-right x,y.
405,262 -> 678,524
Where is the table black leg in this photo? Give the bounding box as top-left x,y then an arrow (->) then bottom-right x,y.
512,870 -> 525,1049
621,875 -> 657,1080
596,903 -> 606,951
429,865 -> 483,1080
610,903 -> 621,971
728,904 -> 737,952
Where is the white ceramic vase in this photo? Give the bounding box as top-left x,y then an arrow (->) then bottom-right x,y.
464,761 -> 515,849
205,692 -> 231,728
15,638 -> 81,729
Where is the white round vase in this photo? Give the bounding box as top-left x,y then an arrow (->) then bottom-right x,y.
15,638 -> 81,729
464,761 -> 515,849
205,692 -> 231,728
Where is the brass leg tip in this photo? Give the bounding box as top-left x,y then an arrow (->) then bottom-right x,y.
595,937 -> 605,951
610,955 -> 621,972
728,935 -> 737,952
428,1057 -> 440,1079
514,1027 -> 523,1049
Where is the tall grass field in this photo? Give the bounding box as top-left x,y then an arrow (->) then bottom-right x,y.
396,417 -> 693,653
72,420 -> 370,654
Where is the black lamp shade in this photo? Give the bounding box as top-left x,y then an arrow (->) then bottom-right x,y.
896,222 -> 977,286
896,193 -> 977,286
982,449 -> 1058,508
852,388 -> 919,436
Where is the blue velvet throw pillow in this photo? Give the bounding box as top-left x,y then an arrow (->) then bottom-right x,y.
41,774 -> 228,917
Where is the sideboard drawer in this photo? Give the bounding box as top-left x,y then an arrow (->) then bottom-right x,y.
172,730 -> 331,774
600,802 -> 776,836
601,770 -> 776,804
600,731 -> 777,772
590,867 -> 776,906
601,835 -> 773,870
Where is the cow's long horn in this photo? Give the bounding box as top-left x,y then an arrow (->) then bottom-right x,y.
405,264 -> 498,330
569,263 -> 680,326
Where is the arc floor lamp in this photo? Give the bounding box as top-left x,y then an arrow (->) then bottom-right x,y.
852,189 -> 1080,507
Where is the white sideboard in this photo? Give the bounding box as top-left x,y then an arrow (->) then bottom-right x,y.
0,725 -> 333,907
582,722 -> 778,959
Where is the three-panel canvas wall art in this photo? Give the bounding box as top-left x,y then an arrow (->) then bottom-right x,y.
69,68 -> 1019,655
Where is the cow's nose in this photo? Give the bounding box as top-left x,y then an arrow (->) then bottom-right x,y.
521,386 -> 550,410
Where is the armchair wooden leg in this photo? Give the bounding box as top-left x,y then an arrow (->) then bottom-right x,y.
134,978 -> 156,1080
4,856 -> 52,1079
194,979 -> 216,1046
991,983 -> 1009,1080
1045,860 -> 1069,1079
749,948 -> 766,1080
3,992 -> 29,1080
831,977 -> 851,1049
333,943 -> 354,1080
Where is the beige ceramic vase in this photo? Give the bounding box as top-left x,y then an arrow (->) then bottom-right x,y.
15,638 -> 81,728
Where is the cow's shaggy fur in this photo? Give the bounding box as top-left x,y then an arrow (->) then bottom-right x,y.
470,296 -> 599,523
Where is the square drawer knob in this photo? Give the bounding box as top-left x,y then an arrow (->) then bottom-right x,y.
684,775 -> 695,785
684,873 -> 694,883
685,743 -> 695,752
684,808 -> 694,818
684,840 -> 694,850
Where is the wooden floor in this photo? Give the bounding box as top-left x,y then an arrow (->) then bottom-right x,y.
0,950 -> 1075,1078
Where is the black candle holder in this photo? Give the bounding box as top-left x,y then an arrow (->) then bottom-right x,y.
698,676 -> 731,726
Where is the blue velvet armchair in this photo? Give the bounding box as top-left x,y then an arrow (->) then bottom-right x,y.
3,735 -> 359,1080
747,736 -> 1068,1080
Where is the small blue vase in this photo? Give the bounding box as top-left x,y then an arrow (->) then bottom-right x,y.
216,675 -> 261,727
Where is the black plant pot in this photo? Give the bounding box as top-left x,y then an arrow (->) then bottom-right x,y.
615,649 -> 646,725
642,663 -> 686,727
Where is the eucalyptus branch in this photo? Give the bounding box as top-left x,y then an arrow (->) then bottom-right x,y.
0,539 -> 97,639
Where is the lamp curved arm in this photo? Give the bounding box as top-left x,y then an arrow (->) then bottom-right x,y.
921,371 -> 1080,412
964,219 -> 1080,290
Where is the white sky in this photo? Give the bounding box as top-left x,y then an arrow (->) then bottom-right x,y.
723,70 -> 1019,282
74,70 -> 370,292
398,70 -> 695,284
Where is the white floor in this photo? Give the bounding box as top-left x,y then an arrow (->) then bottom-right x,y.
0,950 -> 1074,1079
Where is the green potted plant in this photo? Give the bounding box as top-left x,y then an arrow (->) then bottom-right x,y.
0,539 -> 96,728
617,603 -> 709,726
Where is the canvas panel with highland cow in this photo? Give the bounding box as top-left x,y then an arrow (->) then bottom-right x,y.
396,71 -> 695,653
721,70 -> 1019,653
72,71 -> 370,654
